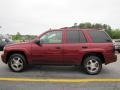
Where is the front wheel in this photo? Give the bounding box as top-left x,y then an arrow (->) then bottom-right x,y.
8,54 -> 27,72
82,56 -> 102,75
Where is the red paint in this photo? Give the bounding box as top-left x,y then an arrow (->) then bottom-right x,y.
1,28 -> 117,65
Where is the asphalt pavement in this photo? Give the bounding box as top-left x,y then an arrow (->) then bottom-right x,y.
0,51 -> 120,90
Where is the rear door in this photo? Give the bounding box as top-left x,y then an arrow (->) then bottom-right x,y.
63,30 -> 87,64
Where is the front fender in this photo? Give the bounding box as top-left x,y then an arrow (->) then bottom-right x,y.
5,47 -> 32,64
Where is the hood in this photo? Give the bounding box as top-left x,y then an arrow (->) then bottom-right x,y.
5,41 -> 31,48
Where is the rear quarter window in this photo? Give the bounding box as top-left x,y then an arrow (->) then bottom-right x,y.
88,31 -> 112,43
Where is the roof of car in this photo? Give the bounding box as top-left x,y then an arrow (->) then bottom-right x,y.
49,27 -> 102,31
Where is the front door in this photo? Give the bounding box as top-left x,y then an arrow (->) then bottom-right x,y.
31,30 -> 63,64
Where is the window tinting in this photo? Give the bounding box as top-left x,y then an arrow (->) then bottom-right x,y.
89,31 -> 112,43
67,30 -> 86,43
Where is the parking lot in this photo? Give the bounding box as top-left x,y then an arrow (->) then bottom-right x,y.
0,52 -> 120,90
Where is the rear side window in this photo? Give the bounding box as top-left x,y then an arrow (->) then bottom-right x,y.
89,31 -> 112,43
67,30 -> 86,43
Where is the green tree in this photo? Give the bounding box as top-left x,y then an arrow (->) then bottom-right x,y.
70,22 -> 120,39
79,22 -> 92,28
12,32 -> 22,40
92,23 -> 103,29
110,29 -> 120,39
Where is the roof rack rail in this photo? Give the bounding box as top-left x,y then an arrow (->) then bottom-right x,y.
60,27 -> 69,29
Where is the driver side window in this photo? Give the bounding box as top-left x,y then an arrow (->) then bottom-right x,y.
40,31 -> 62,44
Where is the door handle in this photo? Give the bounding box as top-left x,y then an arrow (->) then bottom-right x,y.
82,46 -> 88,48
56,46 -> 61,49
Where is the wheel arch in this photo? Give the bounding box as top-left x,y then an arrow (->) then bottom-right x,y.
6,50 -> 28,64
81,52 -> 105,64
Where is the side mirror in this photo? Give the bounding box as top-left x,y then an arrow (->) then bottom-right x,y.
35,39 -> 40,45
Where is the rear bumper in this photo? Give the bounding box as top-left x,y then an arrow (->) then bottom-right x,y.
1,53 -> 7,64
105,53 -> 117,64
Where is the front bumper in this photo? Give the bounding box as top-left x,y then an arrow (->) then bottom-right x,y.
1,53 -> 7,64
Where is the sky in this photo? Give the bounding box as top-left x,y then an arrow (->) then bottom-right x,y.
0,0 -> 120,35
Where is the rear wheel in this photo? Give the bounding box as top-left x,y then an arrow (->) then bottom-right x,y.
8,54 -> 27,72
82,56 -> 102,75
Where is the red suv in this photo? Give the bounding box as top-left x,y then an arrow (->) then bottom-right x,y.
1,28 -> 117,75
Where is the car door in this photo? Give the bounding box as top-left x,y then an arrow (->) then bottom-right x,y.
31,30 -> 63,64
63,30 -> 87,64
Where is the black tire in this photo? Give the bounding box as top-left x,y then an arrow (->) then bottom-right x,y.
82,56 -> 102,75
0,47 -> 3,51
118,50 -> 120,53
8,54 -> 27,72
